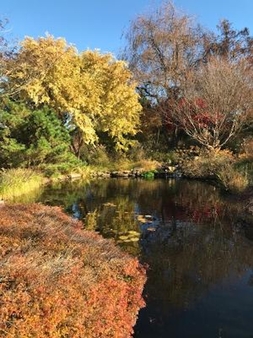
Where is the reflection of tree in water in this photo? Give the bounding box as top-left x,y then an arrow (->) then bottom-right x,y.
76,178 -> 251,312
138,181 -> 251,312
39,180 -> 91,209
168,179 -> 241,225
38,177 -> 252,311
140,214 -> 253,313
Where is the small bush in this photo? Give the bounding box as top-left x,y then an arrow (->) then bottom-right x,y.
149,150 -> 179,164
141,170 -> 155,179
236,137 -> 253,185
83,145 -> 111,168
181,149 -> 249,193
125,142 -> 146,162
0,204 -> 146,337
215,166 -> 249,193
240,137 -> 253,159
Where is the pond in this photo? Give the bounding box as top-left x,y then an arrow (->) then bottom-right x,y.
19,178 -> 253,337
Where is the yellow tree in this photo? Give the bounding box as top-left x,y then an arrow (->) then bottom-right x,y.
7,35 -> 142,151
79,50 -> 142,150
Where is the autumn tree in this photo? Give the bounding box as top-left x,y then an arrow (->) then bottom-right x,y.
123,2 -> 252,103
165,57 -> 253,150
123,1 -> 253,151
122,1 -> 201,101
78,50 -> 142,152
122,1 -> 203,147
6,35 -> 142,153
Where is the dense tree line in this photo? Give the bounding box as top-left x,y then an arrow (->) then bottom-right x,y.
0,1 -> 253,174
123,2 -> 253,153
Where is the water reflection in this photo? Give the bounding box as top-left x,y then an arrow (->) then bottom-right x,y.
29,178 -> 253,337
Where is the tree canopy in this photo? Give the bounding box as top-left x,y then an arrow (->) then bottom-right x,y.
6,35 -> 142,151
166,58 -> 253,150
1,2 -> 253,172
0,101 -> 76,168
122,2 -> 201,103
123,1 -> 253,150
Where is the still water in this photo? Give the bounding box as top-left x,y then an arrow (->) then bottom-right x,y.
26,178 -> 253,337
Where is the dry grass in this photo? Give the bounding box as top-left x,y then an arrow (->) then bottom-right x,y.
0,169 -> 44,201
181,149 -> 249,193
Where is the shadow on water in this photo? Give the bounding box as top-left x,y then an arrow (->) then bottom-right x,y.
15,178 -> 253,338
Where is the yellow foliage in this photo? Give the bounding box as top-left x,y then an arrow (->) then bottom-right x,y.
8,35 -> 142,149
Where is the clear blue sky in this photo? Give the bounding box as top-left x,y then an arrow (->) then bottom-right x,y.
1,0 -> 253,56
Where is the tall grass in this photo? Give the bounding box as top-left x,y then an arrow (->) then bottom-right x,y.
0,168 -> 44,200
215,166 -> 249,193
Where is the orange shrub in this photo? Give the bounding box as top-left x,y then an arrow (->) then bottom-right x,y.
0,204 -> 146,337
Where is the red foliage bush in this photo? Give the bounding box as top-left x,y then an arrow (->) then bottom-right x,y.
0,204 -> 146,337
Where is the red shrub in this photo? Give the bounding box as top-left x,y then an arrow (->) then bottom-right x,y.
0,204 -> 146,337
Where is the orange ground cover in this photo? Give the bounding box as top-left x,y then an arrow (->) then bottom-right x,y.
0,203 -> 146,337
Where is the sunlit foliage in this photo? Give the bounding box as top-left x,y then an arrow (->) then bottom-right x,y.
0,203 -> 146,337
6,35 -> 142,151
166,57 -> 253,150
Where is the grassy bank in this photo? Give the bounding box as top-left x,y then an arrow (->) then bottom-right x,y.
0,169 -> 45,200
0,151 -> 251,202
180,149 -> 251,193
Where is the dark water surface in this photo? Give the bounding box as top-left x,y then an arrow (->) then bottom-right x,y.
22,178 -> 253,337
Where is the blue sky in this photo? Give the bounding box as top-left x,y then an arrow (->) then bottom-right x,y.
1,0 -> 253,56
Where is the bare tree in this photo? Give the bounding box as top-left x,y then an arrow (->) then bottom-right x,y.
121,1 -> 210,147
122,1 -> 203,103
0,19 -> 21,99
165,57 -> 253,150
202,19 -> 253,63
122,1 -> 253,152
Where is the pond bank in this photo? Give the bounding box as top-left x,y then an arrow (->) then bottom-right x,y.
0,203 -> 146,337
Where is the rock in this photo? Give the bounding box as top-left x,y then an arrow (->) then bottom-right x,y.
110,170 -> 131,178
67,173 -> 82,180
246,198 -> 253,215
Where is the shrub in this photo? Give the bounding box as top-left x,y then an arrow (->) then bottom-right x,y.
141,170 -> 155,179
240,137 -> 253,159
125,142 -> 146,162
215,165 -> 249,193
181,149 -> 249,193
82,144 -> 111,168
0,204 -> 146,337
39,159 -> 85,178
236,137 -> 253,185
